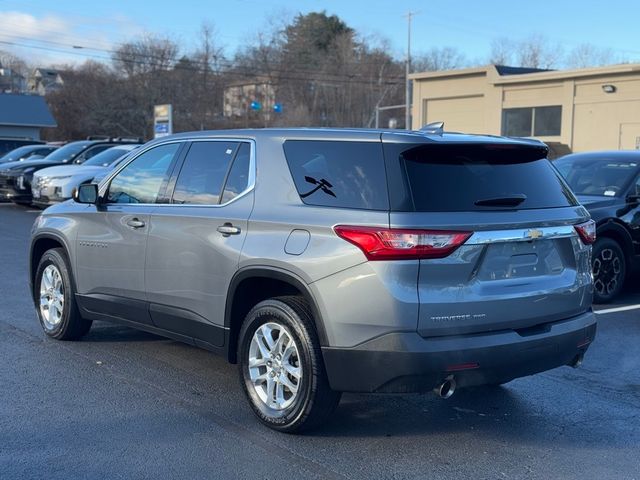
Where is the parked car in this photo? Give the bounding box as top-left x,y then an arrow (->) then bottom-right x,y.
0,145 -> 59,164
555,151 -> 640,303
29,128 -> 596,433
32,144 -> 141,207
0,137 -> 44,157
0,137 -> 142,205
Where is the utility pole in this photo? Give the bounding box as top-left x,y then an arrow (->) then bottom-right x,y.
404,11 -> 418,130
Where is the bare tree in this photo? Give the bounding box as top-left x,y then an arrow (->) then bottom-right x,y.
566,43 -> 616,68
412,47 -> 467,72
516,35 -> 563,69
112,34 -> 179,77
489,38 -> 515,66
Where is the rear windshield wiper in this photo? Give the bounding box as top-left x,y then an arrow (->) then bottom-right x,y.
474,194 -> 527,207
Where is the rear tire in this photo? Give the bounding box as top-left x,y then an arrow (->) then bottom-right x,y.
238,296 -> 341,433
592,238 -> 626,304
34,248 -> 92,340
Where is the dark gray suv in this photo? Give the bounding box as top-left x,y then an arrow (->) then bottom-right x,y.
29,128 -> 597,432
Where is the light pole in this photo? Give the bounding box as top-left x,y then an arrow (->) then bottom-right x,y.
404,11 -> 418,130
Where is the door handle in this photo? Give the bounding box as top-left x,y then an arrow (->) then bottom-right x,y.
217,223 -> 241,236
126,218 -> 146,229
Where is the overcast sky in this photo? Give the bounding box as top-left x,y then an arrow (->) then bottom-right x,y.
1,0 -> 639,66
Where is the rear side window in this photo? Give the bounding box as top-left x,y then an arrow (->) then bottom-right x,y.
173,141 -> 239,204
385,143 -> 578,212
283,140 -> 388,210
221,142 -> 251,203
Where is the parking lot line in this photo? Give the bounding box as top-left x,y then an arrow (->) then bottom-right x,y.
594,304 -> 640,315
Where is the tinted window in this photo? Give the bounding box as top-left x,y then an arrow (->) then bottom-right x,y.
502,108 -> 532,137
221,143 -> 251,203
284,140 -> 388,210
534,106 -> 562,136
555,155 -> 639,196
173,141 -> 239,204
107,143 -> 179,204
502,106 -> 562,137
387,143 -> 577,212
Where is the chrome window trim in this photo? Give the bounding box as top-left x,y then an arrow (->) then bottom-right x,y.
466,225 -> 577,245
98,137 -> 256,208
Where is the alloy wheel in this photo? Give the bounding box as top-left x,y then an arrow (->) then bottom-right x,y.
593,248 -> 622,297
39,264 -> 65,330
248,322 -> 302,410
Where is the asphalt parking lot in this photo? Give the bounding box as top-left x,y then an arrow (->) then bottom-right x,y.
1,202 -> 639,480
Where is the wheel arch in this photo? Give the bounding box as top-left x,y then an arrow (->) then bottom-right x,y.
596,219 -> 634,261
225,266 -> 328,364
30,233 -> 73,301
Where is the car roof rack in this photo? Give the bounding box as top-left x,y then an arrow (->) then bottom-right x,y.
419,121 -> 445,136
86,135 -> 110,141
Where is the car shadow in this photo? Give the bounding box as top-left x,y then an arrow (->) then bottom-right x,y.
82,321 -> 165,343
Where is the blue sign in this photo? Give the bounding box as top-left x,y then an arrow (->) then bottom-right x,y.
250,101 -> 262,111
155,123 -> 169,134
273,103 -> 283,113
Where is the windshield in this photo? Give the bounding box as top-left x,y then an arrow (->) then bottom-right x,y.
555,155 -> 639,197
42,141 -> 92,163
0,146 -> 39,163
83,147 -> 133,167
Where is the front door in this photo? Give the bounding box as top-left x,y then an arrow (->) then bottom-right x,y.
145,140 -> 254,347
75,142 -> 182,324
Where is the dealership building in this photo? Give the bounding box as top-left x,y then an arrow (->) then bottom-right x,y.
410,63 -> 640,156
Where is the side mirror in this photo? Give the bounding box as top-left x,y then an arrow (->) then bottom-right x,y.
74,183 -> 99,204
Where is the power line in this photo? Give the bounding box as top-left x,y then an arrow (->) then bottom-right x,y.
0,39 -> 405,87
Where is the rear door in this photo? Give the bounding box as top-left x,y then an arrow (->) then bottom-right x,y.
382,137 -> 593,337
145,140 -> 254,347
75,142 -> 182,324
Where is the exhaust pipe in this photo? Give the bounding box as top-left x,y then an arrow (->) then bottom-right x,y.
569,353 -> 584,368
434,375 -> 456,399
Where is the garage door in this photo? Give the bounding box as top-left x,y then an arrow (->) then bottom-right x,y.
422,95 -> 484,134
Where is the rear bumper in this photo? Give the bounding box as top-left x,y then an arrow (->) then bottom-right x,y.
322,311 -> 596,393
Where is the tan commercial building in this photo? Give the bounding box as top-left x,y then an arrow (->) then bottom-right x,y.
410,63 -> 640,156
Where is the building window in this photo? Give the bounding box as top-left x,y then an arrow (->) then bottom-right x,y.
502,106 -> 562,137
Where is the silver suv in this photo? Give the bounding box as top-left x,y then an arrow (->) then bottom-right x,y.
29,128 -> 597,432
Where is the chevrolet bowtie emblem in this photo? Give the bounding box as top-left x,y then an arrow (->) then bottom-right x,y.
526,229 -> 544,239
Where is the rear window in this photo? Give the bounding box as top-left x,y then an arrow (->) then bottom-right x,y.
386,143 -> 577,212
283,140 -> 388,210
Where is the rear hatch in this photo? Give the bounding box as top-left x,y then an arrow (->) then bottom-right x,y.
383,136 -> 593,337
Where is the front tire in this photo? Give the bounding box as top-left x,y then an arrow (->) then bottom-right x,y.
34,248 -> 92,340
592,238 -> 626,304
238,296 -> 341,433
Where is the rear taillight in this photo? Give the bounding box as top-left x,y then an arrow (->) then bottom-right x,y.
333,225 -> 472,260
574,220 -> 596,245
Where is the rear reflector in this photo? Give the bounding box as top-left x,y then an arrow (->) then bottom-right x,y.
574,220 -> 596,245
445,362 -> 480,372
333,225 -> 472,260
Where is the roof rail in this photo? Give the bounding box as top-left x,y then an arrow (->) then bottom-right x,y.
419,121 -> 445,136
86,135 -> 110,141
